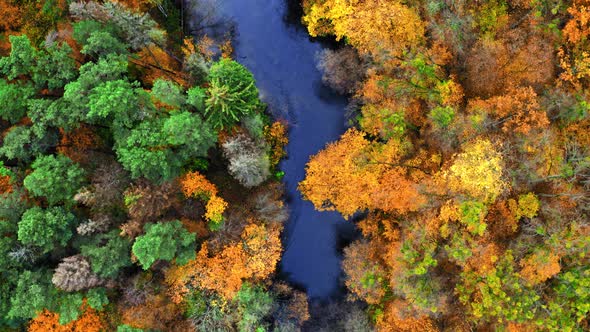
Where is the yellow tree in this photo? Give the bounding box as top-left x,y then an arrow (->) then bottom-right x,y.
299,129 -> 424,218
302,0 -> 425,58
444,138 -> 507,202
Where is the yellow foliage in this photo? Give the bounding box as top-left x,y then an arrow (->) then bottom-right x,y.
205,195 -> 228,224
445,138 -> 506,202
302,0 -> 425,58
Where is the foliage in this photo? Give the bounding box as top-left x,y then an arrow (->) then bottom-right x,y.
205,59 -> 261,129
81,230 -> 132,278
23,155 -> 86,206
132,220 -> 197,269
18,207 -> 75,254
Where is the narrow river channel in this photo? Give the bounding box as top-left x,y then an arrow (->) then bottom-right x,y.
188,0 -> 356,299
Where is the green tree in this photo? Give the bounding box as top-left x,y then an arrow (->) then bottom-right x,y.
82,30 -> 128,57
205,59 -> 261,129
0,35 -> 37,79
115,112 -> 216,182
151,79 -> 186,108
131,220 -> 196,269
23,155 -> 86,206
0,80 -> 35,124
7,270 -> 56,321
80,230 -> 132,278
17,206 -> 75,253
87,79 -> 145,129
32,42 -> 77,90
236,283 -> 274,332
0,126 -> 58,162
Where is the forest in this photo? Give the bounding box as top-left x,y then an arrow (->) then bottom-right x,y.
0,0 -> 588,331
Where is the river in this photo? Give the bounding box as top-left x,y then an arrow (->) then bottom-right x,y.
187,0 -> 356,299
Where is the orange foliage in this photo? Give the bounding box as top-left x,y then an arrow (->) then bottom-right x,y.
28,304 -> 105,332
299,129 -> 424,218
563,4 -> 590,44
468,86 -> 549,134
57,125 -> 101,164
0,175 -> 13,194
181,171 -> 228,224
519,251 -> 561,285
376,300 -> 439,332
166,222 -> 282,300
0,1 -> 21,32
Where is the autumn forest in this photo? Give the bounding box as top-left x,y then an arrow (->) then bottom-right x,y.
0,0 -> 589,331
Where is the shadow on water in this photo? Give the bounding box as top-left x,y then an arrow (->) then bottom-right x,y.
187,0 -> 358,301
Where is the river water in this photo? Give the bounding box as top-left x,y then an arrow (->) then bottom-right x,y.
187,0 -> 356,299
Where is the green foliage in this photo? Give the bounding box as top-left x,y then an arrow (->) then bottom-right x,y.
0,190 -> 28,226
131,220 -> 196,269
87,79 -> 143,128
0,79 -> 35,123
0,35 -> 37,79
56,292 -> 83,324
236,283 -> 274,332
444,233 -> 473,265
541,266 -> 590,331
115,112 -> 216,182
473,0 -> 508,39
81,230 -> 132,278
0,125 -> 58,162
205,59 -> 261,129
17,206 -> 75,253
187,86 -> 207,111
152,79 -> 186,108
429,105 -> 455,128
400,240 -> 438,276
242,113 -> 267,140
33,42 -> 77,90
459,201 -> 487,236
83,30 -> 129,57
86,287 -> 109,311
117,325 -> 145,332
456,251 -> 540,323
7,270 -> 56,321
63,54 -> 128,112
23,155 -> 86,206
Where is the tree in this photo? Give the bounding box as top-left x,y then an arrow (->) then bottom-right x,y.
0,35 -> 36,79
7,270 -> 56,321
18,207 -> 75,254
205,59 -> 261,129
32,42 -> 77,90
80,230 -> 132,278
299,128 -> 423,218
151,78 -> 186,108
87,79 -> 145,129
132,220 -> 196,269
222,134 -> 270,188
52,255 -> 104,292
23,154 -> 86,206
0,79 -> 34,123
444,138 -> 506,202
115,112 -> 216,182
302,0 -> 425,58
235,283 -> 274,332
0,125 -> 58,162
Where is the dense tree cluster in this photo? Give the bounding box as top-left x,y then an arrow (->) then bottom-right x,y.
302,0 -> 590,330
0,1 -> 291,331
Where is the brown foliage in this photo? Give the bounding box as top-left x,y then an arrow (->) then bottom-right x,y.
57,125 -> 101,164
316,46 -> 366,94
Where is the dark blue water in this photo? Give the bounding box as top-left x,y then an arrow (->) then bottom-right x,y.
188,0 -> 356,299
